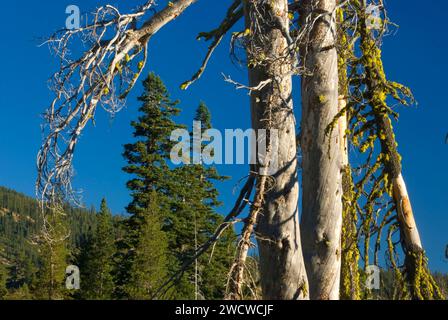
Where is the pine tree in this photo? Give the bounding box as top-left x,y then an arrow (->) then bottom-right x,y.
7,250 -> 36,293
78,199 -> 115,300
118,73 -> 179,299
33,209 -> 69,300
0,187 -> 100,300
123,192 -> 168,299
120,74 -> 235,300
0,259 -> 8,299
122,72 -> 184,216
167,103 -> 235,300
194,102 -> 211,129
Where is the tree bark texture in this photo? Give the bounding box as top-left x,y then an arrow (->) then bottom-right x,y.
244,0 -> 309,300
300,0 -> 343,300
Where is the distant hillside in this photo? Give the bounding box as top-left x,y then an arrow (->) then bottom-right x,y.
0,186 -> 105,291
0,186 -> 126,300
0,186 -> 99,250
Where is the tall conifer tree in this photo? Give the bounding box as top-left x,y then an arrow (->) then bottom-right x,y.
0,249 -> 8,299
33,210 -> 69,300
78,199 -> 115,300
168,103 -> 235,299
121,74 -> 235,299
118,73 -> 179,299
122,192 -> 168,299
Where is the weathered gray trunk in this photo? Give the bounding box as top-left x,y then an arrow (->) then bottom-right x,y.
300,0 -> 343,300
245,0 -> 309,299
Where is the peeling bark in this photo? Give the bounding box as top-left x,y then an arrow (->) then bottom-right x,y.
376,114 -> 430,299
393,174 -> 422,250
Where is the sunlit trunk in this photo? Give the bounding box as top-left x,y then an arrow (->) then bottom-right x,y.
245,0 -> 309,300
300,0 -> 343,300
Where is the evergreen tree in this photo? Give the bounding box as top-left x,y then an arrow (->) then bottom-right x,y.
33,209 -> 69,300
167,103 -> 235,300
194,102 -> 211,129
123,192 -> 168,299
122,72 -> 184,216
0,186 -> 99,299
78,199 -> 115,300
0,187 -> 109,300
5,284 -> 33,300
120,74 -> 235,300
0,255 -> 8,299
118,73 -> 179,299
7,250 -> 36,293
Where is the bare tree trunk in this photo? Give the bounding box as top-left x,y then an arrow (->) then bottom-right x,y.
244,0 -> 309,300
300,0 -> 343,300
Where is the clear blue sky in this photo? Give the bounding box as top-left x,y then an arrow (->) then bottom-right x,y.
0,1 -> 446,272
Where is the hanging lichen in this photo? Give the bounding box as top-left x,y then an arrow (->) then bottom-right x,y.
337,6 -> 361,301
331,0 -> 443,300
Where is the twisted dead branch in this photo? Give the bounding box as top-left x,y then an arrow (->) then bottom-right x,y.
37,0 -> 197,209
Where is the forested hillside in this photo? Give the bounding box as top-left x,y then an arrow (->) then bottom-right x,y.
0,186 -> 101,298
1,184 -> 447,300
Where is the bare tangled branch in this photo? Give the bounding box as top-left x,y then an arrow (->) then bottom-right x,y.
36,0 -> 196,208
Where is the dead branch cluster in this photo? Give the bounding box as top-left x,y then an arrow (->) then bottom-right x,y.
37,0 -> 195,208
